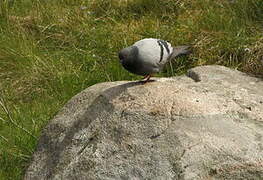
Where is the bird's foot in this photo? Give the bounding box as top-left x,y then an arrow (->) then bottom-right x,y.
140,74 -> 151,84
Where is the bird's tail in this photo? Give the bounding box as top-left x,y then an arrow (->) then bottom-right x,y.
169,46 -> 192,60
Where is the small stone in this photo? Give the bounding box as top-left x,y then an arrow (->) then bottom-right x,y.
246,106 -> 252,111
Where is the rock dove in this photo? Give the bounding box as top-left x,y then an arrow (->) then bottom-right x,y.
118,38 -> 191,82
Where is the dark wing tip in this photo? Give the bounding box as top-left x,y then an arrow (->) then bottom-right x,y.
170,46 -> 192,59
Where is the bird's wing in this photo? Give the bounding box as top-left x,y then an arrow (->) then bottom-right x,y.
168,46 -> 192,61
134,38 -> 173,67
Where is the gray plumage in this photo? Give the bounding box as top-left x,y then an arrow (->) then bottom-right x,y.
118,38 -> 191,76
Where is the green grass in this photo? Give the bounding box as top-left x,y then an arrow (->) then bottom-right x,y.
0,0 -> 262,179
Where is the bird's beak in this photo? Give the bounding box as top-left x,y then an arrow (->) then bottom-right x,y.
119,58 -> 123,64
118,52 -> 124,64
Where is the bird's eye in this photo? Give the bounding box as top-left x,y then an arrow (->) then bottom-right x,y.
118,52 -> 124,60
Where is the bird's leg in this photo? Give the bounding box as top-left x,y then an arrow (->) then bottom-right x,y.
142,74 -> 150,80
145,74 -> 151,82
141,74 -> 151,84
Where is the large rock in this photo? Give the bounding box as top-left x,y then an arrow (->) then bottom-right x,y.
25,65 -> 263,180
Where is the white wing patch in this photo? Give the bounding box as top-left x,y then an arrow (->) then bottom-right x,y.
133,38 -> 173,68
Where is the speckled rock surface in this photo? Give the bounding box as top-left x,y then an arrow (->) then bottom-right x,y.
25,65 -> 263,180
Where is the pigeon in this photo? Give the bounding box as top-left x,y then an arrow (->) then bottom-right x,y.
118,38 -> 191,82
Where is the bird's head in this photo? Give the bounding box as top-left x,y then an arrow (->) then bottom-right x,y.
118,46 -> 138,65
